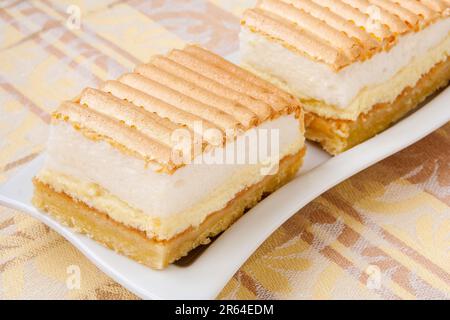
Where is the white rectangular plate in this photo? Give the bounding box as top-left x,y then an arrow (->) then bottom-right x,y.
0,83 -> 448,299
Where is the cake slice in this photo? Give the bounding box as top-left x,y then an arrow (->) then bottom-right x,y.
240,0 -> 450,154
32,45 -> 305,269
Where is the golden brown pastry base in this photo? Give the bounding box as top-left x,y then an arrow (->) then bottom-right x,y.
305,57 -> 450,155
32,147 -> 305,269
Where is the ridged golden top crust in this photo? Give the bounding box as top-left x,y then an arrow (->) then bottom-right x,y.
53,45 -> 302,173
242,0 -> 449,70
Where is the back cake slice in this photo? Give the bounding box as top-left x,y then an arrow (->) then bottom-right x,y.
241,0 -> 450,154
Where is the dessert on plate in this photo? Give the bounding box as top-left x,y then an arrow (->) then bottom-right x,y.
32,45 -> 306,269
240,0 -> 450,154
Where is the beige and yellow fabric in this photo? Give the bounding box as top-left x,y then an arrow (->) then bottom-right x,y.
0,0 -> 449,299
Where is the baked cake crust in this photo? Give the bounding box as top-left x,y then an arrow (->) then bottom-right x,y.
33,148 -> 305,269
305,57 -> 450,154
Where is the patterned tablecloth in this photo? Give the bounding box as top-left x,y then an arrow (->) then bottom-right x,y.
0,0 -> 449,300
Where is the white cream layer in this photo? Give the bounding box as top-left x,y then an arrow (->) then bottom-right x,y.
38,115 -> 304,239
240,18 -> 450,118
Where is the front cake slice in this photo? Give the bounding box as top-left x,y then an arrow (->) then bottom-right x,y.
32,45 -> 305,269
241,0 -> 450,154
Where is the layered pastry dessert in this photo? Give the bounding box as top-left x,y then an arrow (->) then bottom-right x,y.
241,0 -> 450,154
32,45 -> 305,269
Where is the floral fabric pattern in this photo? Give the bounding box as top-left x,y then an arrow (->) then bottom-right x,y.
0,0 -> 448,299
